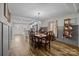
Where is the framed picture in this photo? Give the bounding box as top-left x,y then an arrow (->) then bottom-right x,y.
4,3 -> 11,23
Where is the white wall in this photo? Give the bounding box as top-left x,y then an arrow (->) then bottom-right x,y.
12,24 -> 28,35
0,3 -> 12,56
12,16 -> 36,36
0,3 -> 12,25
0,23 -> 2,55
77,14 -> 79,47
3,24 -> 9,56
12,13 -> 78,36
41,13 -> 78,27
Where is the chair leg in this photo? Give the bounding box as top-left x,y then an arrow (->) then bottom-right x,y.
34,42 -> 37,48
49,43 -> 50,49
44,43 -> 47,50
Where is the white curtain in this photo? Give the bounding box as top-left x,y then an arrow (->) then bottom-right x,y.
48,20 -> 58,37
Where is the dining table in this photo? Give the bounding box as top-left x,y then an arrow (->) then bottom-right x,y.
35,33 -> 46,38
34,32 -> 47,48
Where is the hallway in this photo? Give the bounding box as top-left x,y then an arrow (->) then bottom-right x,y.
0,3 -> 79,56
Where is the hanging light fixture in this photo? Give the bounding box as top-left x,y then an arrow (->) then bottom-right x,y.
37,12 -> 40,20
36,12 -> 40,32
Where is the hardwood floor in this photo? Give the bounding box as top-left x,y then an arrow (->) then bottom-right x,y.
9,35 -> 79,56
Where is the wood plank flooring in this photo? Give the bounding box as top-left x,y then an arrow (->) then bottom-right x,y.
9,35 -> 79,56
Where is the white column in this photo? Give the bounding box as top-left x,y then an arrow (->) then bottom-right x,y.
78,14 -> 79,47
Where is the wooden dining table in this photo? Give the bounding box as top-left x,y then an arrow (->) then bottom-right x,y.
34,33 -> 47,48
35,33 -> 46,38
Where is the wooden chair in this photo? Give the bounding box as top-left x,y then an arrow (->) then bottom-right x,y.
31,34 -> 40,48
29,32 -> 42,48
51,31 -> 56,41
29,31 -> 35,47
41,31 -> 52,50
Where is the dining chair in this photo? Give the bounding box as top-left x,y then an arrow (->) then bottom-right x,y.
29,31 -> 35,47
41,31 -> 52,50
31,34 -> 40,48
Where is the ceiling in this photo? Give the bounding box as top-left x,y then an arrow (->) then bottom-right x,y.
8,3 -> 79,20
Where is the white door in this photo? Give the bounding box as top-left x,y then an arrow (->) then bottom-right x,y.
3,24 -> 9,56
0,23 -> 2,56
